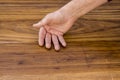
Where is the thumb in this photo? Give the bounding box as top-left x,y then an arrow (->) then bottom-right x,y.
33,16 -> 50,28
33,21 -> 43,28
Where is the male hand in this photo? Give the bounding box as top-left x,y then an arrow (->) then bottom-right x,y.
33,11 -> 75,51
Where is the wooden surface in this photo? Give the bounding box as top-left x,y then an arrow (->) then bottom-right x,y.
0,0 -> 120,80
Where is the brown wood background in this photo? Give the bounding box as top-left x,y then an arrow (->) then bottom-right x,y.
0,0 -> 120,80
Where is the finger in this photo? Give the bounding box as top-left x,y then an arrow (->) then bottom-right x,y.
38,27 -> 46,46
45,33 -> 51,49
52,34 -> 60,51
49,29 -> 63,36
33,16 -> 50,28
58,35 -> 66,47
33,21 -> 43,28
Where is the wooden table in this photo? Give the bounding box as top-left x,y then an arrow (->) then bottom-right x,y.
0,0 -> 120,80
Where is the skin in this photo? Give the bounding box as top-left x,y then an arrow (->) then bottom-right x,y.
33,0 -> 108,51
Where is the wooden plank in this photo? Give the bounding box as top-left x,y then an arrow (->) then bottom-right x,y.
0,0 -> 120,80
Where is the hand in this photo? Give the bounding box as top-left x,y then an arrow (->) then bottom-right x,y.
33,0 -> 107,51
33,10 -> 75,51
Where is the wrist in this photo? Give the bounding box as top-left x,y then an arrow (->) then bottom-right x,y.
58,0 -> 80,23
59,0 -> 108,21
58,9 -> 77,23
58,0 -> 86,21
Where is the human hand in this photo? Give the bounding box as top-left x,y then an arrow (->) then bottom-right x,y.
33,10 -> 75,51
33,0 -> 107,51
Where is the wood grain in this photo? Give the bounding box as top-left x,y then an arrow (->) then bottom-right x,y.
0,0 -> 120,80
